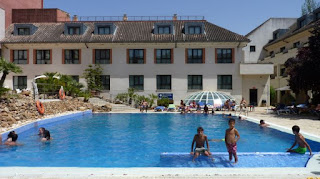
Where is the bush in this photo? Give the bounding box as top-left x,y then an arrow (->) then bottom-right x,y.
0,87 -> 9,97
157,98 -> 170,107
78,90 -> 92,102
270,86 -> 276,106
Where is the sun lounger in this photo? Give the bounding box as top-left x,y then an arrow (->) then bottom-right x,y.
167,104 -> 176,112
154,106 -> 165,112
277,108 -> 291,115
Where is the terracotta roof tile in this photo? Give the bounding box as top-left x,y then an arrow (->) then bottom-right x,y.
1,21 -> 249,44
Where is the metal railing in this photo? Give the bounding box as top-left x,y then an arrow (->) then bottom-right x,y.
57,15 -> 205,22
35,83 -> 61,99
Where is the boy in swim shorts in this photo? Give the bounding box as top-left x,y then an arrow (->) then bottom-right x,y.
225,118 -> 240,164
190,127 -> 212,162
287,125 -> 312,155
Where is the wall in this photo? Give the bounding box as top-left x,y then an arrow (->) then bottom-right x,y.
0,8 -> 4,40
243,18 -> 296,63
0,0 -> 43,28
2,43 -> 245,104
242,75 -> 270,106
12,9 -> 70,23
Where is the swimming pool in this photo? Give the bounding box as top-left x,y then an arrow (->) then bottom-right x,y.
0,113 -> 319,167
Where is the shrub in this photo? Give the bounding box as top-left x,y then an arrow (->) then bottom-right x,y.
157,98 -> 170,107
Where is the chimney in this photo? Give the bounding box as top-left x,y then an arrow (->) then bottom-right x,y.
123,14 -> 128,21
73,15 -> 78,21
173,14 -> 177,20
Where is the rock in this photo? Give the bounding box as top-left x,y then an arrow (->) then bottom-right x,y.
3,107 -> 9,112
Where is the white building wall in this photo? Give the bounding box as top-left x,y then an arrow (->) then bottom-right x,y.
0,8 -> 5,57
242,75 -> 270,106
3,43 -> 246,104
0,8 -> 4,40
243,18 -> 296,63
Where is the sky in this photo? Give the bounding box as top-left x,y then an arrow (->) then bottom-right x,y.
44,0 -> 315,36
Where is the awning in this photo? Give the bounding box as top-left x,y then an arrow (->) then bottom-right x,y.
275,86 -> 291,91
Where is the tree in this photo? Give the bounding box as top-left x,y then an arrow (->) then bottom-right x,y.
301,0 -> 320,15
285,21 -> 320,104
82,64 -> 103,92
0,57 -> 23,87
270,86 -> 276,105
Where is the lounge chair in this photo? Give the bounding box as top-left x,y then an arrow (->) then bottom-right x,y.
167,104 -> 176,112
154,106 -> 165,112
277,104 -> 290,115
311,104 -> 320,117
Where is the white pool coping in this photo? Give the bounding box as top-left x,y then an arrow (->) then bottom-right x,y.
0,112 -> 320,178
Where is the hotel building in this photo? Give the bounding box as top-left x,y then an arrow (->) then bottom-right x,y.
0,10 -> 273,105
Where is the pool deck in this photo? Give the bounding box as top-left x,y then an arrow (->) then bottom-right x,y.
1,108 -> 320,178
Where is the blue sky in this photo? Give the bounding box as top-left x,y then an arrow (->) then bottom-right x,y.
44,0 -> 313,35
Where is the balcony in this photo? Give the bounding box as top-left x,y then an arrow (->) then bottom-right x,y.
240,63 -> 273,75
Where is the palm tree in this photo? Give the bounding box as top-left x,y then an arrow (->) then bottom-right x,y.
0,57 -> 23,87
148,94 -> 158,107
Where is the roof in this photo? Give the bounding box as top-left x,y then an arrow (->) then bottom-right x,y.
264,18 -> 320,48
1,20 -> 249,44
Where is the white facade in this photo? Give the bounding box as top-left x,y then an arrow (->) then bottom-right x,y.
2,42 -> 248,104
243,18 -> 296,63
0,8 -> 5,52
238,18 -> 296,106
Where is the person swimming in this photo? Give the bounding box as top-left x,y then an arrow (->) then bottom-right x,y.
39,127 -> 51,141
4,131 -> 20,146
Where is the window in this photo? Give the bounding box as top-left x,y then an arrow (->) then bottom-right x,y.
158,26 -> 171,34
13,50 -> 28,64
299,19 -> 307,28
218,75 -> 232,90
129,75 -> 144,90
187,49 -> 203,63
270,51 -> 274,57
280,47 -> 285,53
155,49 -> 172,63
67,27 -> 80,35
98,26 -> 111,34
17,28 -> 30,35
36,50 -> 50,64
70,75 -> 79,82
128,49 -> 145,64
13,76 -> 27,90
157,75 -> 171,90
293,41 -> 300,48
280,67 -> 287,77
64,50 -> 80,64
250,46 -> 256,52
188,26 -> 201,34
95,49 -> 111,64
100,75 -> 110,90
188,75 -> 203,90
216,48 -> 233,63
317,13 -> 320,20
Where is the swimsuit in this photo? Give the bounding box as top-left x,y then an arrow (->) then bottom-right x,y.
195,147 -> 207,154
293,146 -> 307,154
227,143 -> 237,154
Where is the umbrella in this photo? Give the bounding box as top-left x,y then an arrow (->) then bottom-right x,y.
275,86 -> 291,91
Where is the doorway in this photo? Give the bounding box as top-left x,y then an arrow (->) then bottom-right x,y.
250,89 -> 258,106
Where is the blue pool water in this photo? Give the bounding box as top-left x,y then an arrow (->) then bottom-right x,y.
0,113 -> 319,167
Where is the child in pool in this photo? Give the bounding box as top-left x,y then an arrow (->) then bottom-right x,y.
225,118 -> 240,164
287,125 -> 312,155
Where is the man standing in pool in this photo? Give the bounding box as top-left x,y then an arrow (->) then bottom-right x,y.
39,127 -> 51,141
287,125 -> 312,155
225,118 -> 240,164
190,127 -> 212,162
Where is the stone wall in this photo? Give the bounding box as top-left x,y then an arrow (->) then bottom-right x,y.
0,94 -> 111,132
